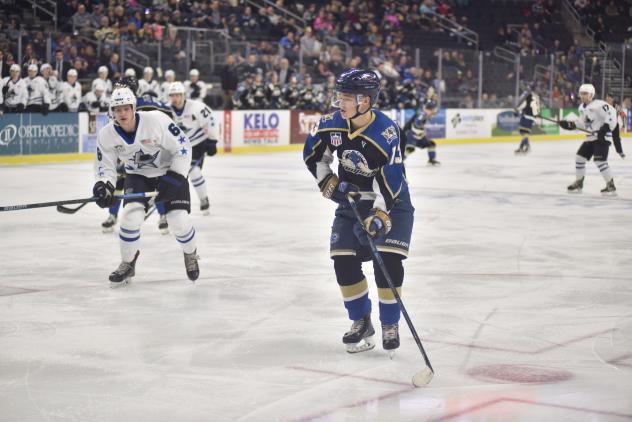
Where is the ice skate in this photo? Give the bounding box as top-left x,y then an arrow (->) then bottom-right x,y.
109,251 -> 139,288
343,314 -> 376,353
184,249 -> 200,282
567,177 -> 584,194
601,179 -> 617,196
427,158 -> 441,166
514,147 -> 525,155
382,323 -> 400,359
101,214 -> 117,233
158,214 -> 169,235
200,197 -> 210,215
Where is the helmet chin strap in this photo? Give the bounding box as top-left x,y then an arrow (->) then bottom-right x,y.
349,96 -> 372,120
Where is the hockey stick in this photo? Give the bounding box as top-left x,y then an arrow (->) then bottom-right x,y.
0,192 -> 158,213
346,195 -> 434,387
56,201 -> 89,214
536,114 -> 593,134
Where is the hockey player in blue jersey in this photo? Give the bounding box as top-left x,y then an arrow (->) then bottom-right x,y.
514,86 -> 540,154
403,99 -> 440,165
303,69 -> 415,354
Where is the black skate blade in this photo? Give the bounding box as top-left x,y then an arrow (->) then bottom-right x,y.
412,366 -> 434,387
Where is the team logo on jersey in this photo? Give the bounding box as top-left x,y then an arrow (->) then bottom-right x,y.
331,132 -> 342,146
381,125 -> 398,144
340,150 -> 377,177
321,113 -> 334,122
141,139 -> 154,146
130,148 -> 160,169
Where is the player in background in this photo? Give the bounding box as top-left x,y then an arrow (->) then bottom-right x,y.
605,93 -> 626,159
25,64 -> 50,114
40,64 -> 62,112
169,81 -> 219,215
82,84 -> 110,113
93,87 -> 200,286
92,66 -> 113,95
402,99 -> 440,165
303,69 -> 415,354
514,86 -> 540,154
160,69 -> 176,104
1,64 -> 27,113
560,84 -> 620,195
184,69 -> 207,101
138,66 -> 160,97
60,69 -> 82,112
100,76 -> 174,233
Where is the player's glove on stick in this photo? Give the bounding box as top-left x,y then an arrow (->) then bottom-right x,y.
320,174 -> 359,204
559,120 -> 576,130
156,170 -> 186,203
93,181 -> 115,208
206,139 -> 218,157
363,208 -> 392,239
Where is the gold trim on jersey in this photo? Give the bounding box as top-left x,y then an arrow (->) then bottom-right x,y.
303,139 -> 322,163
330,249 -> 357,257
317,127 -> 348,133
380,167 -> 402,199
376,245 -> 408,257
347,112 -> 376,140
357,133 -> 389,159
340,278 -> 369,302
378,287 -> 402,305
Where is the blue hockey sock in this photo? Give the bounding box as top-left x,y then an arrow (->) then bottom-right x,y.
109,200 -> 121,216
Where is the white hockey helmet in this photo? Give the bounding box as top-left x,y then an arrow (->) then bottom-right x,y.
67,69 -> 78,78
110,87 -> 136,111
578,83 -> 595,100
168,81 -> 186,96
28,64 -> 38,73
189,69 -> 199,77
143,66 -> 153,75
125,68 -> 136,77
41,63 -> 52,72
98,65 -> 108,75
10,63 -> 20,73
165,69 -> 175,80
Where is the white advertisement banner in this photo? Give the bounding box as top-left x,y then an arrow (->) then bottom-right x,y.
231,110 -> 290,147
445,109 -> 494,139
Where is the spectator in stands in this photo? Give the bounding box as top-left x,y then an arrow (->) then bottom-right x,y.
0,49 -> 11,80
95,16 -> 119,48
300,27 -> 321,64
277,58 -> 294,87
107,52 -> 121,79
52,49 -> 72,82
240,54 -> 263,79
72,4 -> 94,36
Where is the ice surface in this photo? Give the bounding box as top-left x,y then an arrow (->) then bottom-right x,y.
1,140 -> 631,421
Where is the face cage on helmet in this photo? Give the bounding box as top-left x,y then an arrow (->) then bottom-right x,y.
331,91 -> 371,109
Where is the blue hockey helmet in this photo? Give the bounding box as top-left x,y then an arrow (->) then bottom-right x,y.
332,68 -> 380,107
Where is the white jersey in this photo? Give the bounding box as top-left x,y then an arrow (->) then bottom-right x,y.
92,78 -> 113,95
160,81 -> 172,103
83,91 -> 110,112
26,75 -> 51,106
95,110 -> 192,186
138,78 -> 160,97
576,99 -> 617,142
61,81 -> 82,112
516,92 -> 540,119
1,77 -> 28,108
43,75 -> 62,110
184,80 -> 207,101
172,99 -> 219,147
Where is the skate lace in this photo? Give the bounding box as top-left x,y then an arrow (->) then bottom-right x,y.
113,261 -> 132,276
349,319 -> 366,334
382,324 -> 398,340
184,253 -> 199,272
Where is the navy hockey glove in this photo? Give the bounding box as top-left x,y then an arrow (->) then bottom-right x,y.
93,181 -> 115,208
559,120 -> 576,130
319,174 -> 359,204
156,170 -> 187,203
42,104 -> 49,116
363,209 -> 392,239
16,104 -> 25,113
597,124 -> 609,143
206,139 -> 218,156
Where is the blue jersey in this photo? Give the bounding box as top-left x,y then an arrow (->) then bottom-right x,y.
303,109 -> 407,211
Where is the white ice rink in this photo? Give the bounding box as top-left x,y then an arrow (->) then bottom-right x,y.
1,140 -> 632,421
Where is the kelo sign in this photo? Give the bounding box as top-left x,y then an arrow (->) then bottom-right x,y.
0,113 -> 79,156
231,110 -> 290,147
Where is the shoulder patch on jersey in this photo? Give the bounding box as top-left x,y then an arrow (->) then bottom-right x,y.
381,125 -> 398,144
331,132 -> 342,146
321,113 -> 334,123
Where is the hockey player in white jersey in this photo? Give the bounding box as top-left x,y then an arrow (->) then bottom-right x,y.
514,87 -> 540,154
92,66 -> 113,95
184,69 -> 207,101
560,84 -> 620,195
60,69 -> 82,112
83,84 -> 110,113
40,64 -> 62,112
168,81 -> 218,214
93,87 -> 200,286
25,64 -> 51,114
1,64 -> 28,113
160,69 -> 176,104
138,66 -> 160,97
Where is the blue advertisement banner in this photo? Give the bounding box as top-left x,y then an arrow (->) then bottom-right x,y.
0,113 -> 79,156
401,108 -> 446,139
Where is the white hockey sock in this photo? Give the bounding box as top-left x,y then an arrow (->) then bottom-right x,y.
595,160 -> 613,182
575,155 -> 587,178
118,202 -> 145,262
189,166 -> 208,202
167,209 -> 197,254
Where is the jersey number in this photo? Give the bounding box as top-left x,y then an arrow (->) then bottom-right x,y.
168,122 -> 181,136
602,104 -> 610,113
201,108 -> 211,118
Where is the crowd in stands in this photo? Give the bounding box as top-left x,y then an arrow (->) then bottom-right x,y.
0,0 -> 630,113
